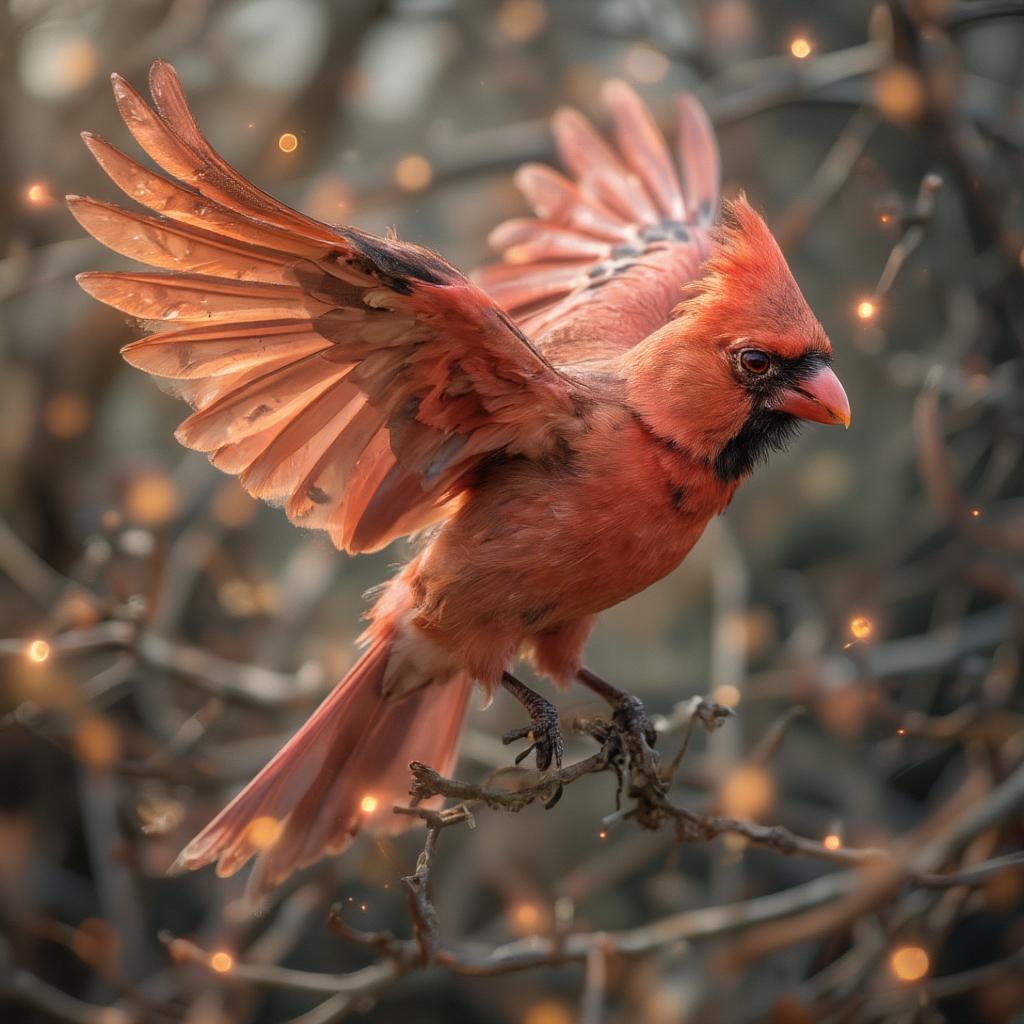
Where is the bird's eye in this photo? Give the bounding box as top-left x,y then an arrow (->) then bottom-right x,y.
739,349 -> 771,375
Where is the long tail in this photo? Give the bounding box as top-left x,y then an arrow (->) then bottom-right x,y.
173,634 -> 472,894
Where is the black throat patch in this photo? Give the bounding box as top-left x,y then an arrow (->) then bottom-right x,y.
713,351 -> 830,483
714,409 -> 800,482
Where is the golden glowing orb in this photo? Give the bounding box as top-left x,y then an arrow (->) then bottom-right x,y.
850,616 -> 873,640
497,0 -> 548,42
125,471 -> 179,526
27,639 -> 51,663
510,901 -> 542,934
719,764 -> 774,820
44,392 -> 90,439
74,715 -> 122,770
523,1001 -> 573,1024
209,950 -> 234,973
713,683 -> 741,708
360,795 -> 379,814
823,834 -> 842,851
394,155 -> 433,192
278,132 -> 299,153
25,182 -> 51,205
789,37 -> 813,59
891,945 -> 929,982
875,64 -> 925,123
856,299 -> 876,321
246,816 -> 283,850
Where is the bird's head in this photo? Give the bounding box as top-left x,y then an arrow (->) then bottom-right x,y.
625,195 -> 850,482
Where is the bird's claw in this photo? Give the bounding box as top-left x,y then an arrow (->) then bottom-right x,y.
613,694 -> 660,782
502,696 -> 564,775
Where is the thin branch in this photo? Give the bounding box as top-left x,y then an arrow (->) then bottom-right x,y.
161,870 -> 853,992
0,619 -> 326,707
914,849 -> 1024,889
875,172 -> 944,300
1,958 -> 138,1024
776,106 -> 880,248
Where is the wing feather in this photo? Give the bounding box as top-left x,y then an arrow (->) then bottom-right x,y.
476,80 -> 720,357
602,79 -> 685,221
67,195 -> 295,284
72,62 -> 592,552
675,94 -> 720,225
121,321 -> 328,379
76,271 -> 326,322
80,133 -> 327,258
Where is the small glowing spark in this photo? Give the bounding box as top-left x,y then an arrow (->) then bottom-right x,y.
856,299 -> 877,320
850,616 -> 873,640
789,37 -> 813,59
970,507 -> 981,518
27,639 -> 51,663
278,132 -> 299,154
360,795 -> 378,814
598,830 -> 607,840
891,945 -> 929,982
360,903 -> 367,912
896,727 -> 907,736
823,834 -> 842,851
209,951 -> 234,973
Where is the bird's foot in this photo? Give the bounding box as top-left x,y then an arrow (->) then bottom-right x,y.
500,673 -> 564,807
577,668 -> 660,786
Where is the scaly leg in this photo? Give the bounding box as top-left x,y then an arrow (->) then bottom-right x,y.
500,672 -> 564,773
577,668 -> 659,780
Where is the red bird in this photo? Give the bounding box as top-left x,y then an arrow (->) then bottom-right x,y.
71,62 -> 850,892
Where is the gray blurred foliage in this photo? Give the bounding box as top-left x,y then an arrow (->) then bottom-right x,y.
1,1 -> 1023,1023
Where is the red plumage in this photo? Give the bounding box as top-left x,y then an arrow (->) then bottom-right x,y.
72,62 -> 850,893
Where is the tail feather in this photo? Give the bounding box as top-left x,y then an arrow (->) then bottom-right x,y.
173,635 -> 472,894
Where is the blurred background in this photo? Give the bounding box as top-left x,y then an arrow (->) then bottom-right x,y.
1,0 -> 1023,1021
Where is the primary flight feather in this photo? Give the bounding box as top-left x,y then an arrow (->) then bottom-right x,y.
72,61 -> 850,892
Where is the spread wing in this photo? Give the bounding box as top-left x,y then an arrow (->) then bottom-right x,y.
474,81 -> 720,364
71,61 -> 586,554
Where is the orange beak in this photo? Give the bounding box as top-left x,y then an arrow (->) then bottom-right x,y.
774,365 -> 851,427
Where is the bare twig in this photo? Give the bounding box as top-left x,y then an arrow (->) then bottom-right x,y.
0,620 -> 326,707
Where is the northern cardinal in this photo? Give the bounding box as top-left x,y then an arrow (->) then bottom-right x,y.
71,61 -> 850,892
